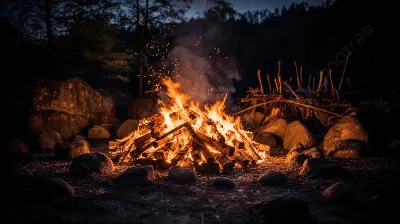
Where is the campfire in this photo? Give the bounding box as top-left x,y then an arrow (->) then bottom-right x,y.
112,78 -> 269,174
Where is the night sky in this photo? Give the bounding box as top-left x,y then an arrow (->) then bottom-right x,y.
185,0 -> 325,18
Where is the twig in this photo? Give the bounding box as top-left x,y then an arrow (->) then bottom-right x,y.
300,65 -> 303,90
346,77 -> 352,89
277,61 -> 282,94
317,71 -> 323,94
274,78 -> 278,94
338,52 -> 352,91
328,70 -> 336,100
257,70 -> 264,95
235,99 -> 343,117
294,61 -> 300,90
257,70 -> 266,111
283,81 -> 300,100
267,74 -> 272,93
307,73 -> 311,90
312,77 -> 315,91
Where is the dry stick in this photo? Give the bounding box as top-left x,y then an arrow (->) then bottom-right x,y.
236,130 -> 262,160
300,65 -> 303,91
294,60 -> 300,90
118,132 -> 152,165
274,78 -> 279,94
312,77 -> 315,91
257,70 -> 264,95
338,52 -> 352,91
257,70 -> 267,112
235,99 -> 343,117
277,61 -> 282,94
283,81 -> 300,100
316,71 -> 323,95
307,73 -> 312,90
267,74 -> 272,93
346,77 -> 352,89
328,70 -> 336,100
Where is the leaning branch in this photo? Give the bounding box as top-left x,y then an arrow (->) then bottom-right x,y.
235,99 -> 344,117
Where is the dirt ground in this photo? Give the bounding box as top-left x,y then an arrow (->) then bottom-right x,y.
7,154 -> 400,224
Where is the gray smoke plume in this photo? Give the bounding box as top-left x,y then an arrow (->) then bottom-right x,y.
164,19 -> 241,105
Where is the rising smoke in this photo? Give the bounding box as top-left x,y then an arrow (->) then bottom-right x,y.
164,19 -> 241,106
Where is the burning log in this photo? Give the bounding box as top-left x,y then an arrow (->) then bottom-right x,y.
117,132 -> 152,165
233,139 -> 245,150
215,154 -> 235,174
150,113 -> 167,138
153,151 -> 166,160
197,132 -> 235,156
231,149 -> 252,168
170,143 -> 192,166
156,159 -> 174,170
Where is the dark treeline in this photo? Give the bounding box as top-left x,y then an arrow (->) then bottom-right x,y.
1,0 -> 387,125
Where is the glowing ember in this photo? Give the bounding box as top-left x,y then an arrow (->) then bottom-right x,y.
115,79 -> 269,172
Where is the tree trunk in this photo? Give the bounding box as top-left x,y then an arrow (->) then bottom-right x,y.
144,0 -> 149,40
45,0 -> 53,79
135,0 -> 140,51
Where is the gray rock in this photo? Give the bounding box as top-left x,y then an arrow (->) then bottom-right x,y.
8,139 -> 29,155
302,147 -> 324,159
118,165 -> 155,183
327,139 -> 369,159
38,130 -> 62,152
287,152 -> 310,170
210,177 -> 236,189
69,152 -> 114,177
312,210 -> 352,224
254,112 -> 266,126
253,132 -> 277,147
259,117 -> 289,142
29,78 -> 114,140
300,158 -> 345,178
25,177 -> 75,200
167,166 -> 197,184
117,119 -> 139,139
55,135 -> 90,161
88,125 -> 111,139
323,182 -> 354,201
323,115 -> 368,153
260,195 -> 311,224
283,121 -> 318,150
257,171 -> 288,186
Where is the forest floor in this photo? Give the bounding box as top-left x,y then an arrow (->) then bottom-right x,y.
7,154 -> 400,224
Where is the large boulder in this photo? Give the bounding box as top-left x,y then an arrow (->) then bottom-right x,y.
117,119 -> 139,139
69,152 -> 114,177
283,121 -> 318,150
88,125 -> 110,139
323,115 -> 368,153
258,117 -> 289,142
29,77 -> 114,140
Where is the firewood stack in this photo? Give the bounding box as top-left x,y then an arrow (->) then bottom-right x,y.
112,109 -> 268,174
